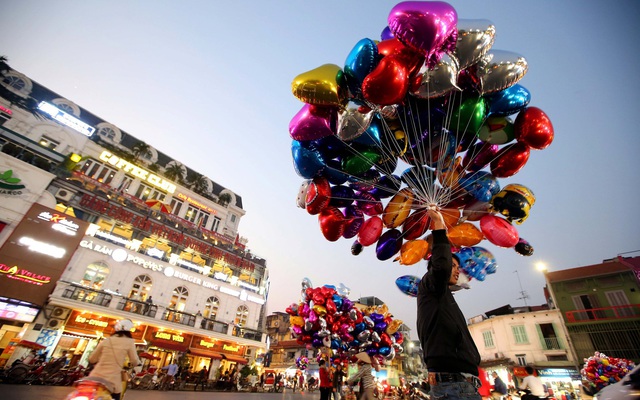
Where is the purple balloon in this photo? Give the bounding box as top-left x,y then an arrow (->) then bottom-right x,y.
463,141 -> 500,172
388,1 -> 458,63
375,229 -> 402,261
343,205 -> 364,239
329,185 -> 355,208
380,26 -> 394,41
355,191 -> 383,216
289,104 -> 336,141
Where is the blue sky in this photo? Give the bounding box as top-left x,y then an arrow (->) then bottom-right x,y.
2,1 -> 639,339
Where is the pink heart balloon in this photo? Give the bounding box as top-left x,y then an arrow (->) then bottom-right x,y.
388,1 -> 458,63
289,104 -> 336,141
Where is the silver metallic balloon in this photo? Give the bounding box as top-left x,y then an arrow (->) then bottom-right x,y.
476,50 -> 528,95
337,283 -> 351,297
357,330 -> 371,342
371,331 -> 381,343
301,277 -> 313,290
337,101 -> 374,141
454,19 -> 496,69
411,53 -> 460,99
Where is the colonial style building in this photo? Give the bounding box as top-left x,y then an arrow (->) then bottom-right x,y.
0,61 -> 270,378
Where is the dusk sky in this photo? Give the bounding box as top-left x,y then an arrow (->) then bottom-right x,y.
2,1 -> 639,340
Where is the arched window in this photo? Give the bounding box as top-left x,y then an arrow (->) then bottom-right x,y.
3,75 -> 26,91
128,275 -> 153,301
234,305 -> 249,327
98,126 -> 117,140
169,286 -> 189,311
80,262 -> 109,289
203,296 -> 219,319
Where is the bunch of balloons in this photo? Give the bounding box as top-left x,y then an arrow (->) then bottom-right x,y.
290,1 -> 552,276
581,351 -> 636,392
295,355 -> 309,370
286,279 -> 404,362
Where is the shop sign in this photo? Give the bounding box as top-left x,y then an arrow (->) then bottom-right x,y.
537,368 -> 579,377
176,193 -> 216,213
37,211 -> 81,236
37,101 -> 95,137
191,335 -> 244,354
154,331 -> 185,343
65,310 -> 146,339
0,263 -> 52,285
73,314 -> 109,328
0,169 -> 25,196
99,151 -> 176,193
198,339 -> 216,349
0,104 -> 12,117
0,299 -> 39,323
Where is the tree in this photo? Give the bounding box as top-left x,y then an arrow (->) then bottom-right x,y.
131,141 -> 151,163
163,162 -> 185,183
218,192 -> 232,207
186,172 -> 209,195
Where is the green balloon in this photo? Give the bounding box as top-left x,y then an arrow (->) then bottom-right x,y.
450,97 -> 487,134
341,148 -> 381,176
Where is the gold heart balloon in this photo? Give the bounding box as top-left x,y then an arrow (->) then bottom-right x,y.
292,64 -> 347,107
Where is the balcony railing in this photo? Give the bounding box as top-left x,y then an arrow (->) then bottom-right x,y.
116,298 -> 158,318
565,304 -> 640,323
231,326 -> 263,341
199,317 -> 229,333
161,309 -> 196,327
61,283 -> 112,307
542,337 -> 562,350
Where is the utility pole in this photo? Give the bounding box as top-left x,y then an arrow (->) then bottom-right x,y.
514,269 -> 529,306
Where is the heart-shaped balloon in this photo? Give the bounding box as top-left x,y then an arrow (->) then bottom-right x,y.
329,185 -> 355,208
397,240 -> 429,265
355,191 -> 383,216
292,140 -> 325,179
477,116 -> 515,145
344,38 -> 379,98
289,104 -> 337,141
362,55 -> 410,106
306,176 -> 331,215
490,142 -> 530,178
343,205 -> 364,239
476,50 -> 528,95
318,206 -> 348,242
448,222 -> 484,247
454,19 -> 496,70
337,101 -> 374,141
291,64 -> 347,107
514,107 -> 554,150
402,210 -> 431,240
376,229 -> 403,261
411,53 -> 460,99
388,1 -> 458,62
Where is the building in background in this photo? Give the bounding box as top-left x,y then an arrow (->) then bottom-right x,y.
468,304 -> 581,397
541,256 -> 640,364
0,62 -> 270,376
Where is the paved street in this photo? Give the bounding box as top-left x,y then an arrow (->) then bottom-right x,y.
1,384 -> 322,400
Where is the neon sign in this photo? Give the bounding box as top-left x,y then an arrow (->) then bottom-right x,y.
74,315 -> 109,328
176,193 -> 216,213
0,104 -> 12,116
0,264 -> 52,285
18,237 -> 66,258
154,331 -> 184,342
37,211 -> 81,236
37,101 -> 95,137
99,151 -> 176,193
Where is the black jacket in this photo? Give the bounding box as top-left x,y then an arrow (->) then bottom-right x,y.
416,230 -> 480,375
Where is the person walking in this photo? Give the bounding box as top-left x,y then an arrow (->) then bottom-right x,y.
88,319 -> 140,400
319,359 -> 333,400
519,366 -> 547,400
194,366 -> 208,391
491,371 -> 508,399
332,363 -> 346,400
416,208 -> 482,400
346,353 -> 377,400
160,358 -> 178,390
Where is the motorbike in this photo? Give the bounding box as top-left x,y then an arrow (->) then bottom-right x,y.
64,376 -> 115,400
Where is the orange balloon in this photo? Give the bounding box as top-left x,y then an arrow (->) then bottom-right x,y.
290,316 -> 304,326
396,239 -> 429,265
383,188 -> 414,228
448,222 -> 484,247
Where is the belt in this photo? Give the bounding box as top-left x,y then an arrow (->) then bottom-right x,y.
428,372 -> 482,388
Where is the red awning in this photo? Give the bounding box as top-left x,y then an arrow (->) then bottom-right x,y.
17,340 -> 46,350
189,349 -> 224,359
223,354 -> 247,364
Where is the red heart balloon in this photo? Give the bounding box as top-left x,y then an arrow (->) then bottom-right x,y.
402,209 -> 431,240
318,207 -> 348,242
490,142 -> 530,178
380,333 -> 393,347
515,106 -> 554,150
358,216 -> 384,246
306,177 -> 331,215
362,55 -> 410,106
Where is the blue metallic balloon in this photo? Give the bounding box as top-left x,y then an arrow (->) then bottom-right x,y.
353,114 -> 383,147
370,175 -> 401,199
344,38 -> 379,98
395,275 -> 421,297
380,26 -> 393,41
486,84 -> 531,116
458,171 -> 500,202
292,140 -> 325,179
455,246 -> 497,281
375,229 -> 402,260
321,159 -> 349,185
